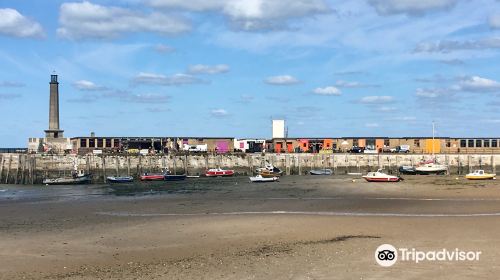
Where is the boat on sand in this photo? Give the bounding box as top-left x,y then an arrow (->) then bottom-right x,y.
465,170 -> 496,180
249,175 -> 279,183
205,168 -> 234,177
362,169 -> 402,182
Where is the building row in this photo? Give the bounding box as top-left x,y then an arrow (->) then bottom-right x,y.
27,136 -> 500,155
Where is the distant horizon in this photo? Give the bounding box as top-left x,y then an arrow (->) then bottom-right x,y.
1,1 -> 500,146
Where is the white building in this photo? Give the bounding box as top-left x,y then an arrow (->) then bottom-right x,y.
272,120 -> 285,139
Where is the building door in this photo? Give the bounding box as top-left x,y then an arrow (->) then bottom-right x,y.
275,143 -> 282,153
287,142 -> 293,153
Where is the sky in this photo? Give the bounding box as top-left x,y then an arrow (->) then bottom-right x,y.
1,0 -> 500,147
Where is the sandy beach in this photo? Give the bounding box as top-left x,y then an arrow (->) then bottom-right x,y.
1,175 -> 500,279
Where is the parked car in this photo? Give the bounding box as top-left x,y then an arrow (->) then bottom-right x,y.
391,145 -> 410,153
182,144 -> 208,153
349,146 -> 365,153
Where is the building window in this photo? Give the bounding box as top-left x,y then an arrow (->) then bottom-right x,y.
484,140 -> 490,148
468,139 -> 474,148
446,139 -> 451,147
106,139 -> 111,148
97,139 -> 104,148
493,139 -> 498,148
414,139 -> 420,148
80,139 -> 87,148
353,139 -> 358,146
460,140 -> 466,148
384,139 -> 390,146
89,139 -> 95,148
476,139 -> 482,148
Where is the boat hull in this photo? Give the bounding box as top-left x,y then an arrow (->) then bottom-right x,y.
362,177 -> 401,182
399,166 -> 417,175
465,175 -> 496,180
43,175 -> 91,185
205,170 -> 234,177
164,174 -> 187,181
249,176 -> 279,183
107,176 -> 134,183
309,169 -> 333,175
140,174 -> 165,181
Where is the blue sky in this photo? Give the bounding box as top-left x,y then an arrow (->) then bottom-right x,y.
1,0 -> 500,146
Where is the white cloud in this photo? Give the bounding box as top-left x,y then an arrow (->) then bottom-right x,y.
187,64 -> 230,74
414,38 -> 500,53
128,93 -> 171,104
265,75 -> 300,85
455,76 -> 500,92
0,81 -> 25,87
489,14 -> 500,29
154,44 -> 175,53
312,86 -> 341,96
0,93 -> 21,99
133,72 -> 206,86
359,96 -> 394,104
73,80 -> 107,91
367,0 -> 459,16
148,0 -> 330,31
57,1 -> 191,39
0,8 -> 44,38
378,106 -> 396,112
335,80 -> 379,88
365,122 -> 379,128
210,108 -> 229,117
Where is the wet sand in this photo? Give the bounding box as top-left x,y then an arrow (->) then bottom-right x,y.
1,175 -> 500,279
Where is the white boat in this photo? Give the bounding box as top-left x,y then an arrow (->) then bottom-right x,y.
415,161 -> 448,175
249,175 -> 279,183
465,170 -> 496,180
362,169 -> 402,182
310,169 -> 333,175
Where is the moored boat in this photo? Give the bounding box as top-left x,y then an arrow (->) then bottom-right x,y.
415,162 -> 447,175
164,174 -> 187,181
399,165 -> 417,175
256,163 -> 283,177
465,170 -> 496,180
309,169 -> 333,175
362,169 -> 402,182
140,173 -> 165,181
107,176 -> 134,183
43,171 -> 92,185
205,168 -> 234,177
249,175 -> 279,183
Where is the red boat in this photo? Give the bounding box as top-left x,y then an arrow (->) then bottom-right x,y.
362,170 -> 402,182
140,173 -> 165,181
205,168 -> 234,177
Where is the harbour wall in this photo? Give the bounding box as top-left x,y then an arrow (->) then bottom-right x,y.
0,153 -> 498,184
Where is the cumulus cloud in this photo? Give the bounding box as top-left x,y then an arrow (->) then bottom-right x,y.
148,0 -> 331,31
187,64 -> 230,74
312,86 -> 341,96
367,0 -> 459,16
0,8 -> 44,38
359,96 -> 394,104
416,88 -> 451,98
265,75 -> 300,85
0,81 -> 25,87
455,76 -> 500,92
133,72 -> 206,86
210,108 -> 229,118
73,80 -> 107,91
57,1 -> 191,39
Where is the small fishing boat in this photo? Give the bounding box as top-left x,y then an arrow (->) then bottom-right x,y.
107,176 -> 134,183
415,162 -> 447,175
43,171 -> 91,185
362,169 -> 402,182
164,174 -> 187,181
256,163 -> 283,177
249,175 -> 279,183
309,169 -> 333,175
140,173 -> 165,181
205,168 -> 235,177
399,166 -> 417,175
465,170 -> 496,180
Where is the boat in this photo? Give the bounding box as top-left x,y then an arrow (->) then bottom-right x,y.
415,161 -> 448,175
249,175 -> 279,183
465,170 -> 496,180
362,169 -> 402,182
140,173 -> 165,181
399,165 -> 417,175
43,171 -> 91,185
205,168 -> 235,177
309,169 -> 333,175
256,163 -> 283,177
106,176 -> 134,183
164,174 -> 187,181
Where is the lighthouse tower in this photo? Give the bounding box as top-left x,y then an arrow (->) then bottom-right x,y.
44,74 -> 64,138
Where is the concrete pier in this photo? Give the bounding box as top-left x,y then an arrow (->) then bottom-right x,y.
0,153 -> 499,184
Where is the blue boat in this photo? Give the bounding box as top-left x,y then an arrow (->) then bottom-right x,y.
164,174 -> 187,181
107,176 -> 134,183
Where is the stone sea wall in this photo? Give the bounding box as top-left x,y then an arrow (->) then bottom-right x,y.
0,153 -> 498,184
